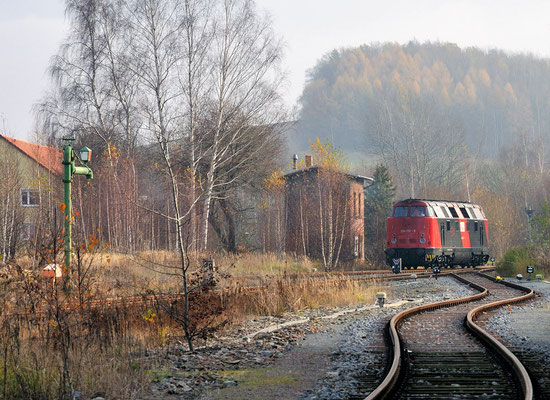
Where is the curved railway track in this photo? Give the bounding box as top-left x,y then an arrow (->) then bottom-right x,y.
367,272 -> 535,400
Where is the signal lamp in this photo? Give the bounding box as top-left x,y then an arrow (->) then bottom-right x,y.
79,146 -> 92,163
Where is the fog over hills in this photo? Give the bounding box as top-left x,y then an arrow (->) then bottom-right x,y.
293,41 -> 550,165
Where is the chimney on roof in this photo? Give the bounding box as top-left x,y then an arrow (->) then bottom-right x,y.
292,154 -> 298,170
305,155 -> 312,167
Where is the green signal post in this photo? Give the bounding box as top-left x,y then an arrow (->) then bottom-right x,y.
62,137 -> 93,274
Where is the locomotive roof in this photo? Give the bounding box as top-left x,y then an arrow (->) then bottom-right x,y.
396,198 -> 479,206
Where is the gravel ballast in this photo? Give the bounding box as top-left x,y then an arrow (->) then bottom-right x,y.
482,279 -> 550,397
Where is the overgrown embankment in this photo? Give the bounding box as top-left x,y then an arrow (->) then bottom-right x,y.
497,246 -> 549,278
0,252 -> 381,399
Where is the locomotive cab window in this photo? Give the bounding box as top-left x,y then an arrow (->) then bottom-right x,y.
393,206 -> 408,217
410,206 -> 426,217
459,207 -> 470,218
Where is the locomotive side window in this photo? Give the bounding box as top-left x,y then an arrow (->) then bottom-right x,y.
446,221 -> 451,230
459,207 -> 471,218
393,206 -> 408,217
410,206 -> 426,217
448,207 -> 459,218
474,221 -> 479,231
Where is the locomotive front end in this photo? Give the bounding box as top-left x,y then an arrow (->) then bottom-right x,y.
385,200 -> 438,271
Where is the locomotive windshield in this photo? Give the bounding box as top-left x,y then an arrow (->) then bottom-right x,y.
410,206 -> 426,217
393,206 -> 408,217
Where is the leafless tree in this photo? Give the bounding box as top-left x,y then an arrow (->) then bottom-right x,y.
0,153 -> 23,263
197,0 -> 286,251
370,90 -> 464,198
37,0 -> 287,350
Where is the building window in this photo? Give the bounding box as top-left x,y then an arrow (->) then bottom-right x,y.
21,189 -> 40,206
353,192 -> 357,216
354,235 -> 359,257
20,222 -> 35,241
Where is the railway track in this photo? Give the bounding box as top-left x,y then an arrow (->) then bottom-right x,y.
4,266 -> 494,321
473,278 -> 550,400
367,272 -> 535,400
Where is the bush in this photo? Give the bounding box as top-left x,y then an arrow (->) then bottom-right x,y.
497,246 -> 547,278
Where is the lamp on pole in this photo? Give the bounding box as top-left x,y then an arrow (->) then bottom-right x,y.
62,137 -> 93,280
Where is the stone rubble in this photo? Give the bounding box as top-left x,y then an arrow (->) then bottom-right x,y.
148,276 -> 477,398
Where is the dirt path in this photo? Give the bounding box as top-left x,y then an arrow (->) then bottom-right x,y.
202,328 -> 344,399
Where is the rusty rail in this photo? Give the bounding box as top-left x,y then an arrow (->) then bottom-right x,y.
365,272 -> 534,400
3,266 -> 496,326
465,272 -> 536,400
365,273 -> 488,399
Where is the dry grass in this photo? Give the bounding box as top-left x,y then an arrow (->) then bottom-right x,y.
12,250 -> 374,295
88,251 -> 319,295
223,275 -> 385,321
1,251 -> 385,398
217,252 -> 316,276
0,338 -> 149,400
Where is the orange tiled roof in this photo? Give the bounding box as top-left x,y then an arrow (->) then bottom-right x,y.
1,135 -> 63,176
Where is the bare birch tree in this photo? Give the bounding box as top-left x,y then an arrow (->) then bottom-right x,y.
0,153 -> 23,263
38,0 -> 287,350
197,0 -> 285,251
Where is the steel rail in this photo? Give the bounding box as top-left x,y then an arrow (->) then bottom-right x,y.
365,273 -> 488,400
5,267 -> 493,321
365,272 -> 535,400
465,272 -> 536,400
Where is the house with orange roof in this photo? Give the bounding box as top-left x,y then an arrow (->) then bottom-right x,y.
0,134 -> 62,261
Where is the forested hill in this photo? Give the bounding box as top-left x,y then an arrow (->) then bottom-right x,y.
296,41 -> 550,161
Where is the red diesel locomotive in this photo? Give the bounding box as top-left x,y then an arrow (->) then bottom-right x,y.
385,199 -> 490,271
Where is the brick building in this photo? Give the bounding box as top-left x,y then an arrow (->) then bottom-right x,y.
283,162 -> 372,264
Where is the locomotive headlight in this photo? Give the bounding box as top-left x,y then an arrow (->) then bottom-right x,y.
419,233 -> 425,244
391,238 -> 397,244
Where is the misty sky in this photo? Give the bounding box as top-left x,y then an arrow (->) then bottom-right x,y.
1,0 -> 550,140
